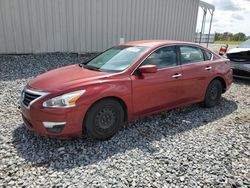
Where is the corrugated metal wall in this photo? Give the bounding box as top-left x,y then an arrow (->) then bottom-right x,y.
0,0 -> 199,54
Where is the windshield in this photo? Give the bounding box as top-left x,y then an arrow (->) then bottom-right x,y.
85,46 -> 149,72
238,39 -> 250,48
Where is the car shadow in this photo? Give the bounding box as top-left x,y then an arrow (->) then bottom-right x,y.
12,97 -> 238,170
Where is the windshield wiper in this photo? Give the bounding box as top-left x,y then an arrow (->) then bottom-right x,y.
82,64 -> 102,72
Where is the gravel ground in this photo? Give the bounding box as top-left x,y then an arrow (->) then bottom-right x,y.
0,53 -> 250,187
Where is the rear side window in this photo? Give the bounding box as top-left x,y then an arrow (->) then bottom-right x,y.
180,46 -> 204,64
141,46 -> 177,69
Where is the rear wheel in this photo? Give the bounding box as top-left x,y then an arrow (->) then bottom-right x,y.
203,79 -> 223,108
84,99 -> 124,140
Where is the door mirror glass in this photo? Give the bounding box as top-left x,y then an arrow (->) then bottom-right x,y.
138,65 -> 157,73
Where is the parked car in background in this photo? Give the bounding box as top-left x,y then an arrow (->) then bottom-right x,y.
20,40 -> 232,140
226,39 -> 250,79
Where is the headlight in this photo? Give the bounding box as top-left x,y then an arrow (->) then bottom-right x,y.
43,90 -> 85,108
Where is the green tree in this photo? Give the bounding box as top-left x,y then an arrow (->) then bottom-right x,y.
215,32 -> 247,41
233,32 -> 246,41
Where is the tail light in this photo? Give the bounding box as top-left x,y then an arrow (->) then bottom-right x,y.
219,45 -> 228,56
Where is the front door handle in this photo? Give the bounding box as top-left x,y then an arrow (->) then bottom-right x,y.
172,73 -> 182,78
205,66 -> 212,70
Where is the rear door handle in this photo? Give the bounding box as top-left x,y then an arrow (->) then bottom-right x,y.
205,66 -> 212,70
172,73 -> 182,78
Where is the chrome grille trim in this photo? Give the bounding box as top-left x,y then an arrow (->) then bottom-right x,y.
21,88 -> 49,109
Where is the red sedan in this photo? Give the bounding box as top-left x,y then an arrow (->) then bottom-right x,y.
20,40 -> 233,139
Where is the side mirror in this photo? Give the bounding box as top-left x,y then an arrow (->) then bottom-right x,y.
138,65 -> 157,73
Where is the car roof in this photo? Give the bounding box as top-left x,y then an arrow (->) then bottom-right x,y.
124,40 -> 198,48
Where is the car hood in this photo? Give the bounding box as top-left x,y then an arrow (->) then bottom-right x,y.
28,64 -> 112,91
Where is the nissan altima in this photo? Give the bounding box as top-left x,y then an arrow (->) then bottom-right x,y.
20,40 -> 233,140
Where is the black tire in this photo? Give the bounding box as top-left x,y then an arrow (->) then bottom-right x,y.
84,99 -> 124,140
203,79 -> 223,108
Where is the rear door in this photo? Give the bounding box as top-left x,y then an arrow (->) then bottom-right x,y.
131,45 -> 184,115
178,45 -> 213,102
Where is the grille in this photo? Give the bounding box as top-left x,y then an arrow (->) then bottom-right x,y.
22,91 -> 41,107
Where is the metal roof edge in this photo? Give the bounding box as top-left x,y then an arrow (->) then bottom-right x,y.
199,0 -> 215,11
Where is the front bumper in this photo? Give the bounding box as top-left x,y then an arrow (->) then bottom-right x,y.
230,61 -> 250,80
20,101 -> 88,138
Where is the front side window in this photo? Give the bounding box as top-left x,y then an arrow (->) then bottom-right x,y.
141,46 -> 177,69
85,46 -> 149,72
180,46 -> 204,64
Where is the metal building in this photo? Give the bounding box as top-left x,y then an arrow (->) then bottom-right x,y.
0,0 -> 212,54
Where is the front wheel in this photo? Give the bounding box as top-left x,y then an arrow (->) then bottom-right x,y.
84,99 -> 124,140
203,80 -> 223,108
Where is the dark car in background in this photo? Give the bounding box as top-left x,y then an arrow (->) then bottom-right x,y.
226,39 -> 250,80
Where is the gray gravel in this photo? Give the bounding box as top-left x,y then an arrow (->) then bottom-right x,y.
0,53 -> 250,187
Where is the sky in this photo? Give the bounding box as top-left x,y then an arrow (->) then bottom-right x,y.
196,0 -> 250,36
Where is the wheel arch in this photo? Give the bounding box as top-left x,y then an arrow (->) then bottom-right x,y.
209,76 -> 227,93
83,96 -> 128,125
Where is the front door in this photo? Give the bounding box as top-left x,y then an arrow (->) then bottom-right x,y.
131,45 -> 184,115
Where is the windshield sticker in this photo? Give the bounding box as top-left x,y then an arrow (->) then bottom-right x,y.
126,47 -> 141,53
